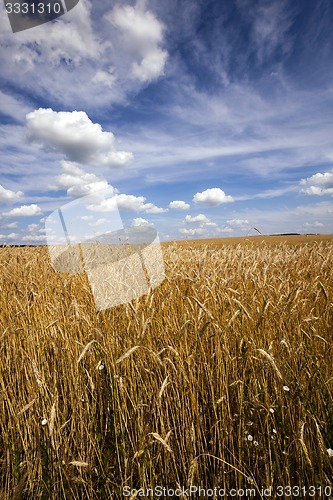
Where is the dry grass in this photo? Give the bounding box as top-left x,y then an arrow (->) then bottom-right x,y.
1,238 -> 333,498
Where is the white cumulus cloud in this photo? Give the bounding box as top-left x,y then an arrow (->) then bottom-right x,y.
89,218 -> 109,227
116,194 -> 166,213
300,171 -> 333,196
179,227 -> 206,236
0,185 -> 23,203
2,204 -> 42,217
132,217 -> 151,227
26,108 -> 133,168
54,161 -> 117,198
22,234 -> 47,242
89,193 -> 166,214
0,222 -> 17,229
185,214 -> 210,224
7,233 -> 20,240
180,213 -> 219,236
169,200 -> 190,210
193,188 -> 234,206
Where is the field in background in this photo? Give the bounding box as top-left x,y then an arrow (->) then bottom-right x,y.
1,236 -> 333,498
163,233 -> 333,247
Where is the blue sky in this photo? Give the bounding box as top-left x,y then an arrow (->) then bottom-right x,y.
0,0 -> 333,243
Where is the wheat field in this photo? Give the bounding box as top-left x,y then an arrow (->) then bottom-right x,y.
1,238 -> 333,498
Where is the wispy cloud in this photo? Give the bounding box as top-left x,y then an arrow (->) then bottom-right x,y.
249,0 -> 296,64
0,0 -> 169,110
106,1 -> 167,82
227,219 -> 249,229
0,1 -> 333,242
